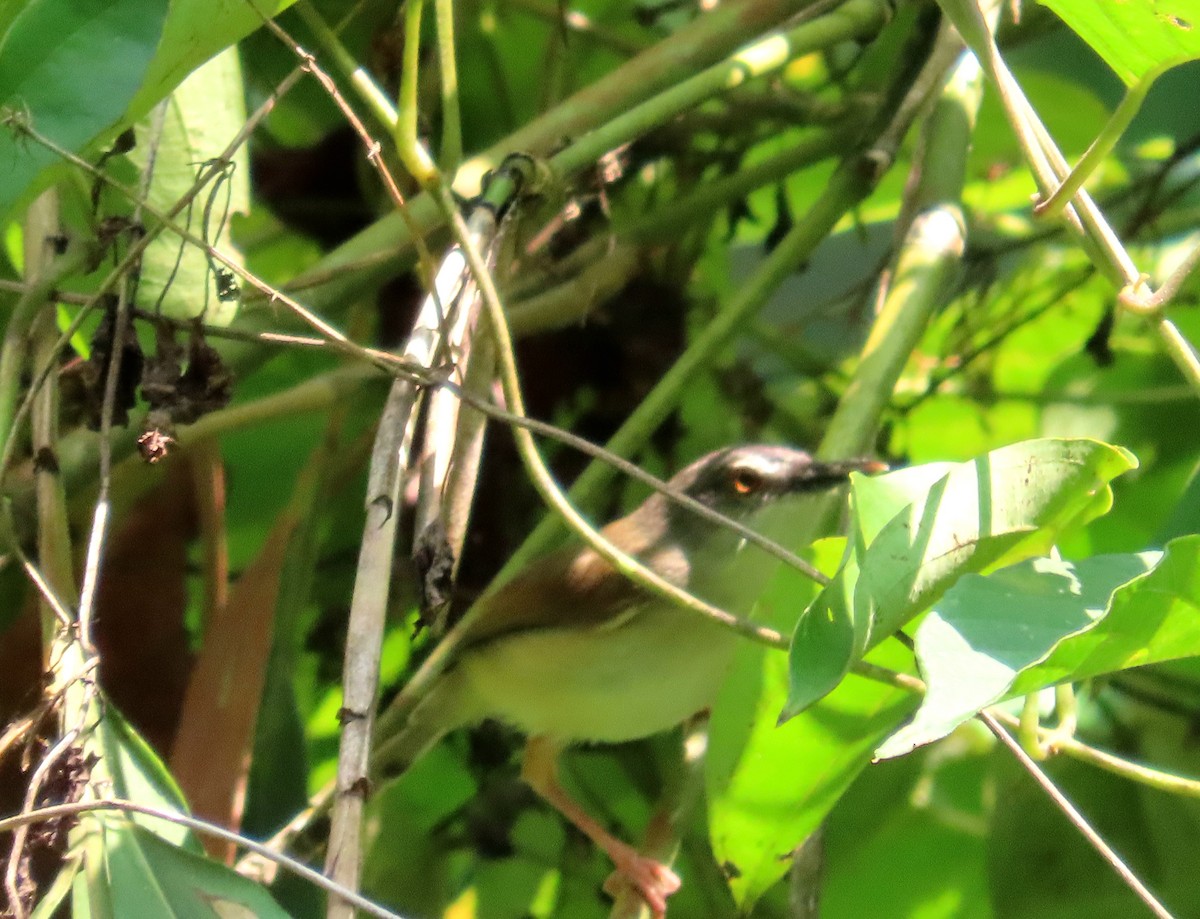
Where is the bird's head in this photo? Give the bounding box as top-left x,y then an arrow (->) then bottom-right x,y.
627,445 -> 884,596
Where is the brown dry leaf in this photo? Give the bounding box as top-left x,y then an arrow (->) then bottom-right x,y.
169,473 -> 298,862
94,458 -> 197,754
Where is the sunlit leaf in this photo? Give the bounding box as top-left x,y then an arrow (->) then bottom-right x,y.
1040,0 -> 1200,88
68,702 -> 283,917
1011,535 -> 1200,692
94,705 -> 195,848
707,541 -> 914,911
125,0 -> 298,125
876,551 -> 1161,759
787,439 -> 1137,718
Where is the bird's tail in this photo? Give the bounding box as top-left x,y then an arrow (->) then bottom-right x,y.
371,667 -> 477,781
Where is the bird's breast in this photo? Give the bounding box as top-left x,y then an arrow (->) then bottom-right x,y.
456,603 -> 739,744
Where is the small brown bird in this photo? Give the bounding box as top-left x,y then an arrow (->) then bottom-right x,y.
373,445 -> 879,915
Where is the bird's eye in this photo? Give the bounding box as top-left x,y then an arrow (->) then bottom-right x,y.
729,466 -> 763,495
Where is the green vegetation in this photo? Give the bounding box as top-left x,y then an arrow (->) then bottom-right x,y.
1,0 -> 1200,917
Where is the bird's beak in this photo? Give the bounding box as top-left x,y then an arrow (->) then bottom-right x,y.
786,456 -> 888,493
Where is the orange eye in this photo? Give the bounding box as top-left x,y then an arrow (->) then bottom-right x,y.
730,467 -> 763,495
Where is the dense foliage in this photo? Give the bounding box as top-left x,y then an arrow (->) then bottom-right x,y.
1,0 -> 1199,917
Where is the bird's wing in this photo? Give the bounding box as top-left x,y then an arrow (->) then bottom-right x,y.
458,516 -> 663,649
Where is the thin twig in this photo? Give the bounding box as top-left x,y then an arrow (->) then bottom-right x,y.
78,93 -> 165,648
3,726 -> 80,915
18,123 -> 383,362
0,798 -> 408,919
980,710 -> 1175,919
261,16 -> 440,286
936,0 -> 1200,396
396,0 -> 438,186
989,709 -> 1200,800
0,537 -> 73,628
324,379 -> 418,918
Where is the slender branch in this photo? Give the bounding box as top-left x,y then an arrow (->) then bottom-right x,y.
0,245 -> 88,488
989,709 -> 1200,800
3,190 -> 80,919
2,0 -> 896,512
396,0 -> 438,185
1035,81 -> 1152,219
293,1 -> 401,132
263,14 -> 440,286
0,798 -> 408,919
433,0 -> 462,172
321,215 -> 493,917
935,0 -> 1200,397
0,68 -> 326,485
26,193 -> 78,634
1119,241 -> 1200,314
502,0 -> 651,55
4,726 -> 79,916
980,711 -> 1175,919
261,0 -> 887,335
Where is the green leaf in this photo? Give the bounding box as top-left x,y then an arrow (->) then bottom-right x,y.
875,551 -> 1161,759
0,0 -> 169,217
822,753 -> 992,919
1029,2 -> 1200,213
708,660 -> 912,912
93,705 -> 195,849
125,0 -> 297,126
1039,0 -> 1200,88
786,439 -> 1137,718
130,47 -> 248,325
79,819 -> 289,918
706,541 -> 915,912
1011,534 -> 1200,693
63,702 -> 285,917
30,858 -> 76,919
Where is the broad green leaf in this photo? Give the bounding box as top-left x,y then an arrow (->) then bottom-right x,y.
875,551 -> 1161,759
79,819 -> 289,918
66,702 -> 283,918
1039,0 -> 1200,88
130,47 -> 248,325
1029,1 -> 1200,211
708,651 -> 911,911
786,439 -> 1136,718
0,0 -> 169,217
0,0 -> 293,222
125,0 -> 297,126
94,705 -> 195,848
1011,534 -> 1200,693
707,541 -> 914,912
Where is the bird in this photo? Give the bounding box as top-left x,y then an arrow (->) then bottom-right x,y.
370,445 -> 881,916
